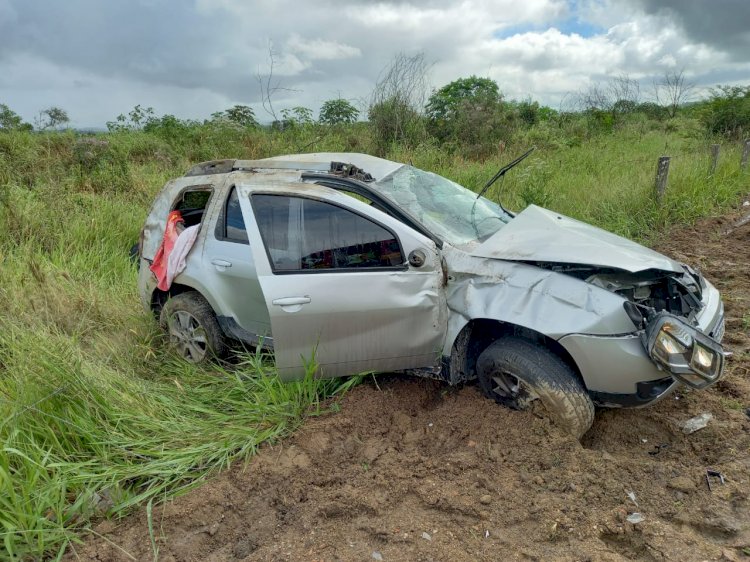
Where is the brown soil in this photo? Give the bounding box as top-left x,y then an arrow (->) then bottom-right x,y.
72,201 -> 750,562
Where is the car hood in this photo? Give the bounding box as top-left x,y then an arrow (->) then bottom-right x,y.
471,205 -> 683,273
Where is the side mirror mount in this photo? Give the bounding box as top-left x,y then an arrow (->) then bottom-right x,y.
408,249 -> 426,268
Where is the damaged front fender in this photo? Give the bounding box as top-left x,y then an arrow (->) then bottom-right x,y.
441,245 -> 636,359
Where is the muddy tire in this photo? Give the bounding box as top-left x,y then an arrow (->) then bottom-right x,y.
476,337 -> 594,439
159,292 -> 228,364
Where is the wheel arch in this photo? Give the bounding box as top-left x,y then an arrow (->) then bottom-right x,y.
447,318 -> 585,388
150,282 -> 214,316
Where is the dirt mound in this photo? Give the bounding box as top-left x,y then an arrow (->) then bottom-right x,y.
73,203 -> 750,562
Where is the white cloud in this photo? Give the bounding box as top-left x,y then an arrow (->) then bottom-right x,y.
0,0 -> 748,126
286,34 -> 361,61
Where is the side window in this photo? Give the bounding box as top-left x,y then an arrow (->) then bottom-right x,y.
252,195 -> 404,272
226,187 -> 249,243
173,187 -> 212,228
215,186 -> 249,244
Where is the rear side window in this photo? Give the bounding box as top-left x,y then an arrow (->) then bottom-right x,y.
252,194 -> 404,272
215,187 -> 248,244
173,186 -> 212,228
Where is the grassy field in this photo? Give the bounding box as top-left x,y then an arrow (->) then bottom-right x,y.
0,120 -> 748,559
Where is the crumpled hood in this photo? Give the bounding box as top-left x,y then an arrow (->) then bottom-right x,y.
472,205 -> 683,273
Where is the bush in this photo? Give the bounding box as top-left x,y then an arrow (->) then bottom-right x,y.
701,85 -> 750,138
637,102 -> 669,121
368,96 -> 426,154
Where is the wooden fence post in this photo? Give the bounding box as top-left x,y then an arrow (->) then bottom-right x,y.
742,139 -> 750,171
655,156 -> 670,200
709,144 -> 720,176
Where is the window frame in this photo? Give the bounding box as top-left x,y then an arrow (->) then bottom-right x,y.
250,192 -> 409,275
214,184 -> 250,245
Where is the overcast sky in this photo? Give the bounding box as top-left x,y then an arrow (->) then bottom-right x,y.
1,0 -> 749,128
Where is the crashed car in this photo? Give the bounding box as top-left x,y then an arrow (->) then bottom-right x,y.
137,153 -> 726,438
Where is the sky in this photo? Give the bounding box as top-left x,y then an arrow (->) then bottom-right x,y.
1,0 -> 749,128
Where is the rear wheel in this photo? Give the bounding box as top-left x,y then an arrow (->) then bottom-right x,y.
159,292 -> 227,364
476,337 -> 595,439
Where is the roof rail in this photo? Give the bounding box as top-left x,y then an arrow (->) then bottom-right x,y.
184,159 -> 335,177
232,160 -> 332,172
184,159 -> 235,177
184,158 -> 374,179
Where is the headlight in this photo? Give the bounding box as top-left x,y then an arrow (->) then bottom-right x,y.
644,313 -> 724,389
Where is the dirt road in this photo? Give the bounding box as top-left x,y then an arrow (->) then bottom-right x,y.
74,201 -> 750,562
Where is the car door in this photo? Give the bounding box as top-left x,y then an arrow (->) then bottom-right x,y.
239,187 -> 446,380
201,185 -> 271,343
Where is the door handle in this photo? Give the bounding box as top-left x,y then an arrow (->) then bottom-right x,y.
272,296 -> 312,306
211,259 -> 233,270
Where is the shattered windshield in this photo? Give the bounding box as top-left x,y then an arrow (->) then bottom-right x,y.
374,165 -> 513,246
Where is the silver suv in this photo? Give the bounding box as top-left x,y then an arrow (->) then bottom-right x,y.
137,153 -> 726,437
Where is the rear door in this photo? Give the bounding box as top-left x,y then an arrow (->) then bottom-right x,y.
240,187 -> 446,380
201,185 -> 271,341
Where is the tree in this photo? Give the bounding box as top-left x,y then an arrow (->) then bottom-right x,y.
143,114 -> 196,138
36,106 -> 70,130
211,105 -> 258,128
319,98 -> 359,125
425,76 -> 501,121
424,76 -> 506,152
0,103 -> 31,131
653,70 -> 694,118
274,106 -> 314,130
106,105 -> 156,132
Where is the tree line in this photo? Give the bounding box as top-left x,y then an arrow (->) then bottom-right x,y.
2,55 -> 749,155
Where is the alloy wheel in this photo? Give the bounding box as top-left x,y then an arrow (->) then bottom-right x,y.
167,310 -> 209,363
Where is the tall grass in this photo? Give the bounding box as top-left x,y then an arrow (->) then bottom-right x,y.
0,331 -> 357,559
0,120 -> 747,559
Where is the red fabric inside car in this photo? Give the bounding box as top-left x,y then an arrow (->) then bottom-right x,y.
150,210 -> 184,291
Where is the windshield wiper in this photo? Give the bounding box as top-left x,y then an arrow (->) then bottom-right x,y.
476,146 -> 535,201
469,147 -> 535,239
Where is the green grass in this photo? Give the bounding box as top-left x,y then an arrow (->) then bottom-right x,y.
0,119 -> 748,559
0,134 -> 361,559
415,127 -> 748,244
0,331 -> 357,559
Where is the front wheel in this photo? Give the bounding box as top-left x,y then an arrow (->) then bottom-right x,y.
159,292 -> 228,364
476,337 -> 594,439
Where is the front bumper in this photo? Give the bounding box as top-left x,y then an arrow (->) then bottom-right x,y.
589,376 -> 678,408
559,281 -> 725,408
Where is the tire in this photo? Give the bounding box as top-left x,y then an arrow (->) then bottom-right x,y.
476,337 -> 595,439
159,292 -> 228,364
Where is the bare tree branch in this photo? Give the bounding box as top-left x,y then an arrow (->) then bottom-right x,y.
654,69 -> 695,118
255,40 -> 300,123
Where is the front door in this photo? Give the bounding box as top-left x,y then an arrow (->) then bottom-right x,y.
241,189 -> 445,380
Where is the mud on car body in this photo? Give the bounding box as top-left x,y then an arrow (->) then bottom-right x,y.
137,153 -> 726,438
